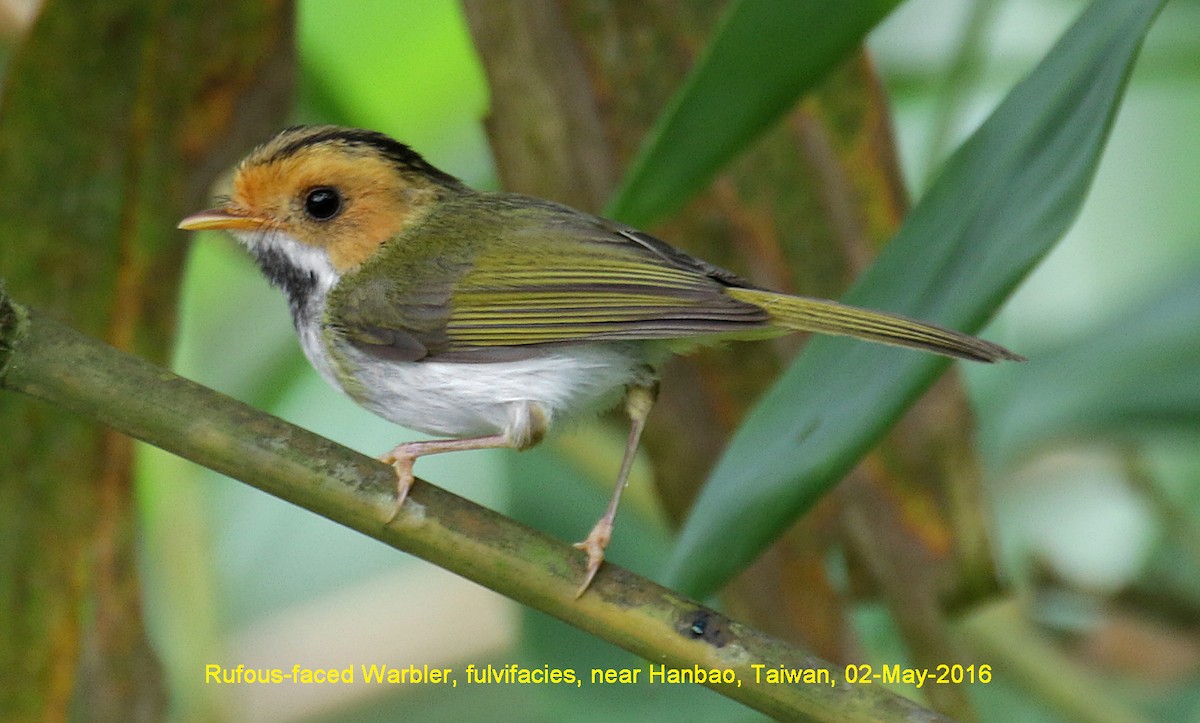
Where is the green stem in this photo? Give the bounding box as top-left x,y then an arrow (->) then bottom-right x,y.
0,284 -> 946,722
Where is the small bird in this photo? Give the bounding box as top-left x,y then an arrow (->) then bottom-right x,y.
179,125 -> 1022,596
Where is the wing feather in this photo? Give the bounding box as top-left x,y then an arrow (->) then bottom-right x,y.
441,220 -> 768,350
328,193 -> 772,360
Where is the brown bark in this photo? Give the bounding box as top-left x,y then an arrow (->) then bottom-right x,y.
0,1 -> 294,718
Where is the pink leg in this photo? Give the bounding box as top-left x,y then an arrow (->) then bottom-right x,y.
381,434 -> 510,522
573,383 -> 657,597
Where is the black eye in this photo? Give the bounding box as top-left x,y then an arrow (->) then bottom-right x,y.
304,187 -> 341,221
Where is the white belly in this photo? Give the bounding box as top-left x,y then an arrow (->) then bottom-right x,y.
305,327 -> 649,439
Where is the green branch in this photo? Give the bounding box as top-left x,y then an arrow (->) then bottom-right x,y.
0,283 -> 946,722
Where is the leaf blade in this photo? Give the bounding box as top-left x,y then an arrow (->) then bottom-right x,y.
604,0 -> 901,228
666,0 -> 1167,597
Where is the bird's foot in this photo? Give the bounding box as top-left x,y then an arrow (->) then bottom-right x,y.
380,446 -> 417,523
572,517 -> 613,597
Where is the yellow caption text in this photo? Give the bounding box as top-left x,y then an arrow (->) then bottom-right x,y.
203,662 -> 992,690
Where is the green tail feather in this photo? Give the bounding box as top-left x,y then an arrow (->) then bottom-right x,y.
727,288 -> 1023,363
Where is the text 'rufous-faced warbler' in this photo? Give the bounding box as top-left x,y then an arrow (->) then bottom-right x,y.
179,125 -> 1022,596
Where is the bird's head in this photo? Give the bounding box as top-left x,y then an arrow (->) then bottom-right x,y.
179,125 -> 462,274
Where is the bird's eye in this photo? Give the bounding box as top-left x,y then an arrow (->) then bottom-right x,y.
303,187 -> 342,221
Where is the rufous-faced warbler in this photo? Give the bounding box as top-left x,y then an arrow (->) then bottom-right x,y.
179,125 -> 1022,596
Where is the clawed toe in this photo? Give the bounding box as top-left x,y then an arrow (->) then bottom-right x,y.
382,452 -> 415,524
573,518 -> 613,597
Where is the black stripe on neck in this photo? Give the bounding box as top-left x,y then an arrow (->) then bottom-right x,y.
250,244 -> 319,326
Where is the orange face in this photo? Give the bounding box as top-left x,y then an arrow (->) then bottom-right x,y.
179,127 -> 442,272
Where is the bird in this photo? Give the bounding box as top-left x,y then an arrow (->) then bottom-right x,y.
179,125 -> 1023,596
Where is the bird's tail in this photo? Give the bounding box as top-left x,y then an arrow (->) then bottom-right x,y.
727,287 -> 1023,363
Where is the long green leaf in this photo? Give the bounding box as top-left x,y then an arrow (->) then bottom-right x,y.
604,0 -> 900,228
666,0 -> 1166,597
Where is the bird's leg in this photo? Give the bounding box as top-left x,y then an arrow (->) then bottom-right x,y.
574,381 -> 658,597
381,435 -> 509,520
382,402 -> 547,523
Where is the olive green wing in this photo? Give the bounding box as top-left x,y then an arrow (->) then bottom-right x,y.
440,198 -> 771,355
327,193 -> 771,362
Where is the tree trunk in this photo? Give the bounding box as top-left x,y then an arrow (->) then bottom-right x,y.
0,1 -> 293,719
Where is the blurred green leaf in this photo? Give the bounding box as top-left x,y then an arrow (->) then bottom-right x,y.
604,0 -> 900,228
296,0 -> 485,144
667,0 -> 1166,597
295,0 -> 492,181
983,268 -> 1200,465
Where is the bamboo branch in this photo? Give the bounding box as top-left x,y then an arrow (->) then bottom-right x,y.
0,283 -> 946,722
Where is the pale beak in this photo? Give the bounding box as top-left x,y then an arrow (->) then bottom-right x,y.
177,208 -> 270,232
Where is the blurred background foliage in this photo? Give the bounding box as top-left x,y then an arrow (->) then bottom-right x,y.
152,0 -> 1200,721
2,0 -> 1196,720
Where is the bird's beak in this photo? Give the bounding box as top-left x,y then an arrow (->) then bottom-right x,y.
177,208 -> 270,232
